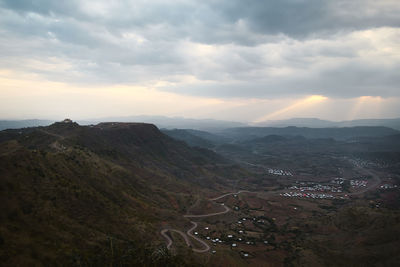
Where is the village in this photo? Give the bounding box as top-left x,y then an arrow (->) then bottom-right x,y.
279,174 -> 374,199
192,213 -> 280,259
196,223 -> 266,257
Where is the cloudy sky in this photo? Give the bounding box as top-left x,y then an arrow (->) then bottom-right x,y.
0,0 -> 399,122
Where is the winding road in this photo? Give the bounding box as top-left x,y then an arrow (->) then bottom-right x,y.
160,229 -> 190,250
186,222 -> 210,253
160,190 -> 250,253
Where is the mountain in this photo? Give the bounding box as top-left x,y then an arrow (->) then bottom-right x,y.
338,118 -> 400,130
0,120 -> 247,266
78,115 -> 247,132
254,118 -> 400,130
255,118 -> 337,128
220,126 -> 399,141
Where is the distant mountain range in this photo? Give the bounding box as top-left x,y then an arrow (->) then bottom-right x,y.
254,118 -> 400,130
220,126 -> 399,141
1,116 -> 400,132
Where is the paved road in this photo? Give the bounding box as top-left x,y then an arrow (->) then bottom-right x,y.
160,190 -> 250,253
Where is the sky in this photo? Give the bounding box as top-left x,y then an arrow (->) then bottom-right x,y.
0,0 -> 399,122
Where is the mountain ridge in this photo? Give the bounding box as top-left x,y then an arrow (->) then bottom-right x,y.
254,117 -> 400,130
220,126 -> 399,141
2,117 -> 400,132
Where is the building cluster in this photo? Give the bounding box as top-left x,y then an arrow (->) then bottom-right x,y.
347,157 -> 387,168
350,179 -> 368,188
268,168 -> 293,176
198,216 -> 272,256
380,184 -> 398,189
288,184 -> 342,193
330,177 -> 345,185
280,192 -> 336,199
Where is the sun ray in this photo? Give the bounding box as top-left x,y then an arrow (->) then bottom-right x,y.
253,95 -> 328,123
347,96 -> 383,120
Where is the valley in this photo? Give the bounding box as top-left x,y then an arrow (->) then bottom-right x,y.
158,160 -> 394,266
159,126 -> 400,266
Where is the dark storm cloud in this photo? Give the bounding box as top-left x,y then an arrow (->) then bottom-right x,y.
0,0 -> 399,98
2,0 -> 399,43
211,0 -> 400,38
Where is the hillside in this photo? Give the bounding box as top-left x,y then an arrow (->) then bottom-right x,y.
161,129 -> 215,149
0,120 -> 247,266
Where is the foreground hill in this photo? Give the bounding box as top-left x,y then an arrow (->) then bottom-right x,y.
0,121 -> 247,266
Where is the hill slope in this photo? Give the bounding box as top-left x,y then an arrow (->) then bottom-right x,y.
0,121 -> 246,266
